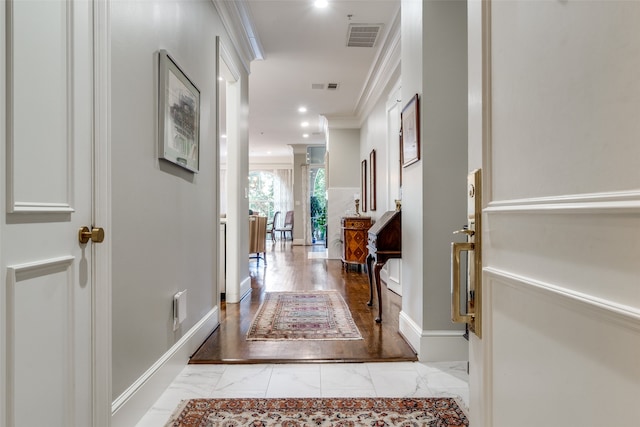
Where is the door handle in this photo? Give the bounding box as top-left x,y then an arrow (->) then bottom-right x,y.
78,226 -> 105,244
451,241 -> 474,325
450,169 -> 482,338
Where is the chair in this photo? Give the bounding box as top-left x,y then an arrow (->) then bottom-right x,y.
266,211 -> 280,242
275,210 -> 294,241
249,215 -> 267,264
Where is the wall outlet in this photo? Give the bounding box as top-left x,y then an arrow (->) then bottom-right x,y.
173,290 -> 187,331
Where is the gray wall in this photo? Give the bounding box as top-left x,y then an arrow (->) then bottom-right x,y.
325,128 -> 361,258
400,0 -> 468,360
327,129 -> 361,188
111,0 -> 241,398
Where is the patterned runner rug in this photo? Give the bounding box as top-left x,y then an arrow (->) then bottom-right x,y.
165,397 -> 469,426
246,291 -> 362,340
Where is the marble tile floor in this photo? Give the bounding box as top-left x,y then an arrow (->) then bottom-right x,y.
135,361 -> 469,426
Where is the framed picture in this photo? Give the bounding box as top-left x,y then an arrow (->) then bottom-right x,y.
369,149 -> 376,211
361,159 -> 367,213
401,94 -> 420,168
158,50 -> 200,172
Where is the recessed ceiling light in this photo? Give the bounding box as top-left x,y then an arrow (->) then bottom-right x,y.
298,106 -> 307,113
314,0 -> 328,8
218,76 -> 223,81
301,121 -> 309,127
303,134 -> 309,138
220,134 -> 227,138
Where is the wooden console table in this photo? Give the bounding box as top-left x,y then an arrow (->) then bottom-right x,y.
341,216 -> 372,270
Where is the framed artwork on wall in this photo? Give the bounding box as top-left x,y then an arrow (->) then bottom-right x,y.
158,50 -> 200,172
401,94 -> 420,168
369,149 -> 376,211
361,159 -> 367,213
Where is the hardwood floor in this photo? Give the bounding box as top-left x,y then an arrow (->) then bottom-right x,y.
190,241 -> 417,364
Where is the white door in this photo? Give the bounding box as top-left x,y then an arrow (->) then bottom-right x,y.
2,1 -> 96,426
382,86 -> 402,296
466,2 -> 640,426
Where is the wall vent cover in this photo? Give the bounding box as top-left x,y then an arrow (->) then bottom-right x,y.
327,83 -> 339,90
311,83 -> 325,90
346,24 -> 383,48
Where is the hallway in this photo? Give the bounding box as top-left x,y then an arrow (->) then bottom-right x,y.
134,243 -> 469,426
191,242 -> 417,363
135,361 -> 469,426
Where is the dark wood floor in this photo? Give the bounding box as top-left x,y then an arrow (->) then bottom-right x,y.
190,241 -> 417,364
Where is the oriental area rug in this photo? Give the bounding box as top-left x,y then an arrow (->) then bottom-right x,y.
246,291 -> 362,341
165,397 -> 469,427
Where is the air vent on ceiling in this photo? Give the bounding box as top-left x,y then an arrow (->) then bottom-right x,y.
311,83 -> 325,90
327,83 -> 339,90
346,23 -> 383,48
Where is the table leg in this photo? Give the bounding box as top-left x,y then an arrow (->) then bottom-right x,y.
366,254 -> 374,306
374,262 -> 384,323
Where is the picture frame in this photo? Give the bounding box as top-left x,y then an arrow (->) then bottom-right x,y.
401,94 -> 420,168
158,50 -> 200,172
369,149 -> 376,211
361,159 -> 367,213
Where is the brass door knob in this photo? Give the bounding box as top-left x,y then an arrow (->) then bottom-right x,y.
79,226 -> 105,244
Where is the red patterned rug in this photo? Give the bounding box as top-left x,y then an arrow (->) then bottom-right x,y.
165,397 -> 469,426
246,291 -> 362,340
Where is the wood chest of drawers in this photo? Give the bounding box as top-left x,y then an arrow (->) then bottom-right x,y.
341,216 -> 372,267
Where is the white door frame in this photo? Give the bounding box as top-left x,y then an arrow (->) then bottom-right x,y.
93,0 -> 112,425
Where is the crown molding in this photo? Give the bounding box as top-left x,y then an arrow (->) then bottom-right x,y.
353,6 -> 401,123
323,115 -> 361,129
212,0 -> 264,73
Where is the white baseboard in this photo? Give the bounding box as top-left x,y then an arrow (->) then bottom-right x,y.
227,276 -> 251,303
399,311 -> 468,362
111,307 -> 219,427
239,276 -> 251,301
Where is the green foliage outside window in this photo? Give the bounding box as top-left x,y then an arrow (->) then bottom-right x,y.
248,171 -> 274,219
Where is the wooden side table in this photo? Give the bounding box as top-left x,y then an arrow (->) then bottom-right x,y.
341,216 -> 372,270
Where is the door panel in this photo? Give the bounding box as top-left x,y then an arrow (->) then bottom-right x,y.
467,1 -> 640,426
9,0 -> 71,210
2,1 -> 94,426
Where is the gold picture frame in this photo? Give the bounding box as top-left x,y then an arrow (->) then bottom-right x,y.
369,149 -> 376,211
401,94 -> 420,168
361,159 -> 367,213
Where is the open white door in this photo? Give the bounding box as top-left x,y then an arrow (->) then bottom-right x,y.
2,1 -> 99,425
465,2 -> 640,426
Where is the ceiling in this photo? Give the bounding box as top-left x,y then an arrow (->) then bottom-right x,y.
235,0 -> 401,163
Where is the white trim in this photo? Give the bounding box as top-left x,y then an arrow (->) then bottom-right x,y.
92,0 -> 112,425
218,39 -> 240,83
212,0 -> 263,73
485,190 -> 640,214
398,311 -> 467,362
111,307 -> 219,427
8,256 -> 75,279
398,310 -> 421,354
227,276 -> 251,304
484,267 -> 640,332
10,202 -> 74,214
0,1 -> 6,425
354,7 -> 401,123
6,256 -> 75,427
239,276 -> 251,301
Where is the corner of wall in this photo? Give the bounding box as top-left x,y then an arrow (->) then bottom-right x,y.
399,310 -> 469,362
